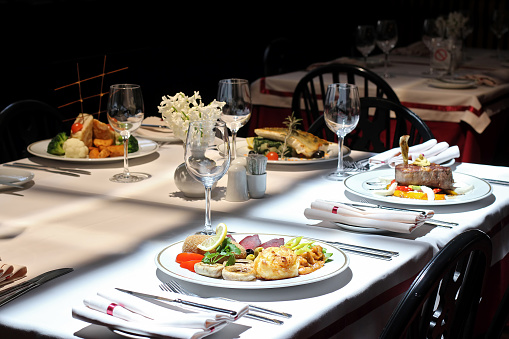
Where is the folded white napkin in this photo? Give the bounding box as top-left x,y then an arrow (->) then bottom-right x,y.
304,200 -> 434,233
0,261 -> 27,287
72,288 -> 248,339
369,139 -> 460,167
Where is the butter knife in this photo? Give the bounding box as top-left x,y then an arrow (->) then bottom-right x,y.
12,162 -> 91,175
116,288 -> 237,316
0,268 -> 73,307
3,164 -> 80,177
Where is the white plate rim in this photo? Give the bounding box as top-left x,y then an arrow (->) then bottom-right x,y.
0,168 -> 34,185
428,79 -> 477,89
343,169 -> 493,206
155,233 -> 349,289
234,140 -> 350,165
27,138 -> 159,162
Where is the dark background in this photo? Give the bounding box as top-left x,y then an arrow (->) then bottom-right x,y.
0,0 -> 506,125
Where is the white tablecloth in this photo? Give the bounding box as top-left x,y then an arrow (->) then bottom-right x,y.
0,139 -> 508,338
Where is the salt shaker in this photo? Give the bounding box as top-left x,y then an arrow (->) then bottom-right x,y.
246,154 -> 268,198
225,164 -> 249,202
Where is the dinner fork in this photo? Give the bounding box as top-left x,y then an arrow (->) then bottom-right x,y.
159,281 -> 290,321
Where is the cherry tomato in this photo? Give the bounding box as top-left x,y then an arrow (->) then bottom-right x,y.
175,252 -> 204,263
71,123 -> 83,134
179,260 -> 202,272
266,151 -> 279,160
108,124 -> 114,132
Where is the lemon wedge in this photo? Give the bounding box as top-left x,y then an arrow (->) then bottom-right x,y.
246,137 -> 254,149
197,223 -> 228,252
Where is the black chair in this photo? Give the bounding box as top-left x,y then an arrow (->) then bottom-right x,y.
0,100 -> 65,164
380,229 -> 492,339
263,37 -> 300,77
291,63 -> 400,134
485,283 -> 509,338
335,96 -> 434,153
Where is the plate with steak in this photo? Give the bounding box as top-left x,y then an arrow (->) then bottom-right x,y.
344,169 -> 492,206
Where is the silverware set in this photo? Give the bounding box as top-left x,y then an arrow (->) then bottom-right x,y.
4,163 -> 91,177
159,281 -> 290,325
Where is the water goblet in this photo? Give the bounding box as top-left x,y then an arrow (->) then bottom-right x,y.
107,84 -> 148,183
422,18 -> 442,75
375,20 -> 398,78
185,120 -> 231,235
491,10 -> 509,60
217,78 -> 251,160
355,25 -> 376,65
324,83 -> 360,181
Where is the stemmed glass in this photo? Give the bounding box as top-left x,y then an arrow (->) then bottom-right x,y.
422,18 -> 441,75
355,25 -> 376,65
375,20 -> 398,78
185,120 -> 231,235
324,83 -> 360,181
217,79 -> 251,160
107,84 -> 148,183
491,10 -> 509,60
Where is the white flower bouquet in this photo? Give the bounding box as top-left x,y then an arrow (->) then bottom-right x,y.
436,11 -> 472,40
158,91 -> 225,141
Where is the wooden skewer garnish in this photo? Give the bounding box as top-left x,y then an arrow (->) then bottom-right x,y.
399,135 -> 410,165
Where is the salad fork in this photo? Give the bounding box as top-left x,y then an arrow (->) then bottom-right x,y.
159,281 -> 291,320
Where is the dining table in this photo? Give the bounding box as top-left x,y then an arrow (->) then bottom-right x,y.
248,48 -> 509,165
0,132 -> 509,338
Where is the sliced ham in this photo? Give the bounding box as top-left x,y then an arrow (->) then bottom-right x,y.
239,234 -> 261,249
260,238 -> 285,248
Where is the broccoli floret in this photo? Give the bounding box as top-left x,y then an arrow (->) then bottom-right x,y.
47,132 -> 68,155
117,135 -> 139,153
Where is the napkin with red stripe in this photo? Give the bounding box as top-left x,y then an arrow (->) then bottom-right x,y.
72,288 -> 247,339
304,200 -> 434,233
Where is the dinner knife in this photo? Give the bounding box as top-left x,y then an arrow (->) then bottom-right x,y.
115,288 -> 238,316
3,164 -> 80,177
141,124 -> 171,129
12,162 -> 92,175
0,268 -> 74,307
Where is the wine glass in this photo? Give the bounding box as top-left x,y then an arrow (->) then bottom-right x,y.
375,20 -> 398,78
355,25 -> 376,65
185,120 -> 231,235
491,10 -> 509,60
107,84 -> 148,183
217,78 -> 251,160
422,18 -> 441,75
324,83 -> 360,181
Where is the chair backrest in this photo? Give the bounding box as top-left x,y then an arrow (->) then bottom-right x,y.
291,63 -> 400,133
0,100 -> 65,164
342,96 -> 435,152
380,229 -> 492,339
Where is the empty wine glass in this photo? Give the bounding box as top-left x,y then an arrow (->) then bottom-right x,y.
324,83 -> 360,181
107,84 -> 148,183
422,18 -> 441,75
375,20 -> 398,78
355,25 -> 376,65
217,79 -> 251,160
491,10 -> 509,60
185,120 -> 231,235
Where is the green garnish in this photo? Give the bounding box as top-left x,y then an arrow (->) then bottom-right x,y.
201,237 -> 241,266
280,112 -> 302,159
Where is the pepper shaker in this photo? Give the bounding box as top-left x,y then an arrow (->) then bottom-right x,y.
246,154 -> 268,198
225,164 -> 249,202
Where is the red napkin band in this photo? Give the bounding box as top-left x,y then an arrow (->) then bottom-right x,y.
107,303 -> 119,316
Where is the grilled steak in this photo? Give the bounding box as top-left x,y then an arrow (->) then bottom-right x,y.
395,163 -> 453,189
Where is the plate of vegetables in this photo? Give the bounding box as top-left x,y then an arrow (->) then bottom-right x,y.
27,137 -> 158,162
155,233 -> 349,289
344,169 -> 492,206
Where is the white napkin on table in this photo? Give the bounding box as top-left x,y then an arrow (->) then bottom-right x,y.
304,200 -> 434,233
462,69 -> 509,86
72,288 -> 248,339
369,139 -> 460,167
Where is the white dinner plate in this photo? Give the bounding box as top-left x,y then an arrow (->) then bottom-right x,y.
0,168 -> 34,185
232,140 -> 350,165
134,117 -> 181,143
27,138 -> 159,162
428,78 -> 477,89
344,169 -> 492,206
155,233 -> 349,289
